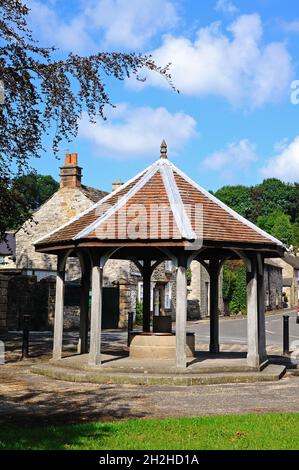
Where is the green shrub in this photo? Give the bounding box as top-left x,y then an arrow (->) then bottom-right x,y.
135,301 -> 143,325
223,264 -> 247,315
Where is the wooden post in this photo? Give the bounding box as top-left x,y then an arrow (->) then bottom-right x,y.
246,256 -> 260,368
143,259 -> 151,332
209,259 -> 220,354
176,257 -> 187,368
53,257 -> 65,361
88,260 -> 103,366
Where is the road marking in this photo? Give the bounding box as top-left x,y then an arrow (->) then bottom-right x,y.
266,330 -> 275,334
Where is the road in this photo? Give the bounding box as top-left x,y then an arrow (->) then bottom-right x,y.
187,309 -> 299,348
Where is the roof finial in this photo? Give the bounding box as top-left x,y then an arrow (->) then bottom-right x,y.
160,139 -> 167,159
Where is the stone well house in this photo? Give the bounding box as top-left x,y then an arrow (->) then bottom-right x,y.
9,153 -> 211,330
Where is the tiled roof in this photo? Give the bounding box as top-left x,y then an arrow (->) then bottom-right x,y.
35,143 -> 284,249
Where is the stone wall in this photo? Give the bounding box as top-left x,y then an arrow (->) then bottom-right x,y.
0,274 -> 62,331
0,275 -> 9,332
264,264 -> 283,310
7,275 -> 39,330
187,261 -> 223,319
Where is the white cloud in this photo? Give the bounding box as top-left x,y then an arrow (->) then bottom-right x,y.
130,14 -> 293,108
85,0 -> 179,49
27,0 -> 179,52
78,103 -> 196,158
202,139 -> 257,172
215,0 -> 238,15
280,20 -> 299,34
261,136 -> 299,182
27,0 -> 94,54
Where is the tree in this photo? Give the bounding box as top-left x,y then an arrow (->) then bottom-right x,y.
250,179 -> 298,223
7,173 -> 59,229
12,173 -> 59,211
257,211 -> 295,246
214,185 -> 253,219
0,0 -> 174,237
222,262 -> 247,315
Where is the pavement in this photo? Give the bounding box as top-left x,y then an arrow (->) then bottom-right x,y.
188,308 -> 299,350
0,309 -> 298,425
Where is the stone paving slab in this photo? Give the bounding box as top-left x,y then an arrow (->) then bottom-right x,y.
31,362 -> 286,386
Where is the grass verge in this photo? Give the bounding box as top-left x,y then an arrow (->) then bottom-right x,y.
1,413 -> 298,450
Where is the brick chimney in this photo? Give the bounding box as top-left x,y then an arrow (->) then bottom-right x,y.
60,153 -> 82,188
112,180 -> 124,192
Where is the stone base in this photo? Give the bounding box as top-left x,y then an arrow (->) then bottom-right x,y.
130,332 -> 195,359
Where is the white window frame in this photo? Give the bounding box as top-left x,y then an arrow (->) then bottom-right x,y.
164,282 -> 172,309
165,260 -> 173,273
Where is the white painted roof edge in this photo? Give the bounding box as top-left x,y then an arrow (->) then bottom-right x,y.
74,160 -> 161,239
160,162 -> 196,239
33,162 -> 154,245
170,162 -> 284,247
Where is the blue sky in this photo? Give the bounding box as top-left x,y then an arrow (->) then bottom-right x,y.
26,0 -> 299,192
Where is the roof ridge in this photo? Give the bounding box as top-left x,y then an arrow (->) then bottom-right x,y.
74,160 -> 161,240
34,161 -> 155,246
170,162 -> 284,247
160,163 -> 196,239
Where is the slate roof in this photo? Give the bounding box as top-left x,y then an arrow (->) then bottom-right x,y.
283,254 -> 299,269
35,142 -> 284,249
0,233 -> 16,256
81,185 -> 108,203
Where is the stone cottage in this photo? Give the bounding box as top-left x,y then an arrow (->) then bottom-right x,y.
269,255 -> 299,308
264,259 -> 283,310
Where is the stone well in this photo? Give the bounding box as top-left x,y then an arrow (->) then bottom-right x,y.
130,332 -> 195,359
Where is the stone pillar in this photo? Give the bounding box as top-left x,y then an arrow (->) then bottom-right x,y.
257,255 -> 267,362
209,259 -> 220,354
88,261 -> 103,366
143,259 -> 151,332
176,259 -> 187,368
53,261 -> 65,361
119,278 -> 132,328
246,256 -> 260,368
78,267 -> 90,354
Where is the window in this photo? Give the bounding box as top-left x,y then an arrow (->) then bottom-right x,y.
164,282 -> 172,309
165,260 -> 173,273
0,256 -> 5,265
138,282 -> 155,311
137,282 -> 143,303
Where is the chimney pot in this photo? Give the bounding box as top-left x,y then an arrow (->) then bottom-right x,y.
112,180 -> 124,192
60,152 -> 82,189
71,153 -> 78,165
